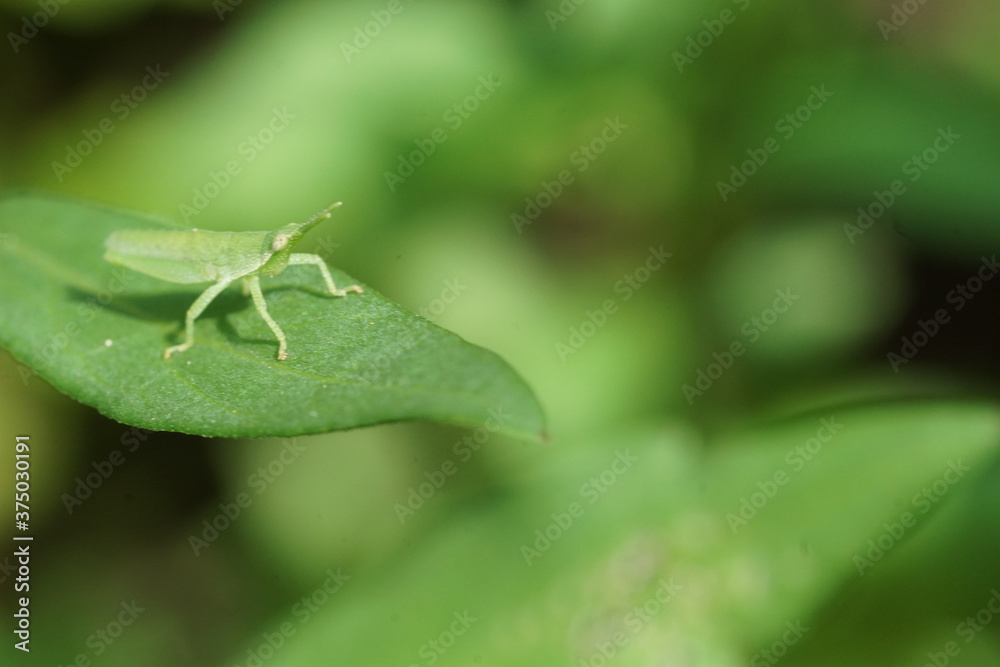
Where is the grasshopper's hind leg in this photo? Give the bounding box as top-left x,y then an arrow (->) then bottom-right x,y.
164,278 -> 233,359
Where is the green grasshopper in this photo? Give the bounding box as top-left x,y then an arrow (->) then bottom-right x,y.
104,202 -> 362,361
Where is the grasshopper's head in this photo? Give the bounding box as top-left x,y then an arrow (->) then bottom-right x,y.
260,202 -> 342,276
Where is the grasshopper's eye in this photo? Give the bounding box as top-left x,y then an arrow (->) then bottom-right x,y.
271,234 -> 290,252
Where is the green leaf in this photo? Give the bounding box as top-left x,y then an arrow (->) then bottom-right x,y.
252,403 -> 1000,666
0,192 -> 545,439
702,402 -> 1000,647
742,57 -> 1000,258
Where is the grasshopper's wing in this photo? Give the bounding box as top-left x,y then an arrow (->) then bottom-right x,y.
104,229 -> 270,284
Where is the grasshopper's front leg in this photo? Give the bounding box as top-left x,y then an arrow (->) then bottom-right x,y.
244,275 -> 290,360
164,278 -> 234,359
288,253 -> 363,297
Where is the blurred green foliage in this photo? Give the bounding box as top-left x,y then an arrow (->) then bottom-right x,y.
2,0 -> 1000,665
